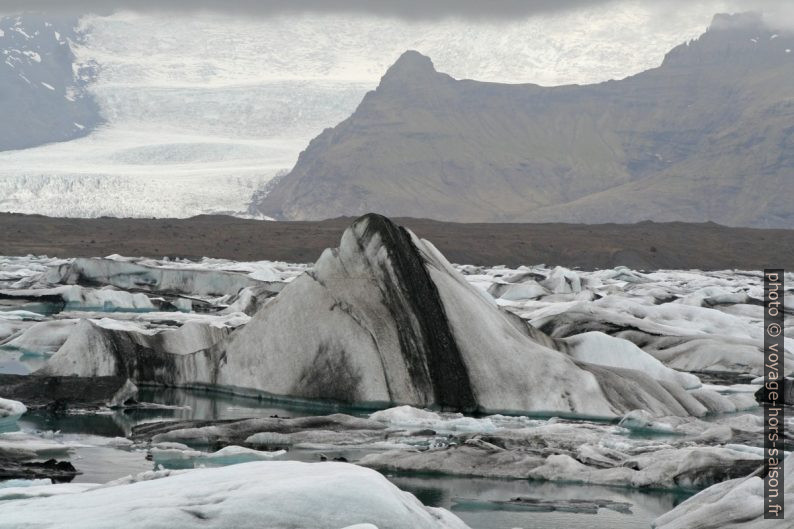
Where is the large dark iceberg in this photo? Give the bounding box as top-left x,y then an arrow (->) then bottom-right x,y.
40,214 -> 725,417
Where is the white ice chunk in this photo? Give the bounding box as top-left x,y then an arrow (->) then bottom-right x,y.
370,406 -> 496,434
562,331 -> 701,389
0,482 -> 99,501
0,461 -> 469,529
150,444 -> 286,468
653,454 -> 792,529
0,397 -> 26,428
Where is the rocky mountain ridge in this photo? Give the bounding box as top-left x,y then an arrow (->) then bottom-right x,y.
255,12 -> 794,228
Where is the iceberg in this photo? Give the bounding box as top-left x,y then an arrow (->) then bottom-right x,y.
525,447 -> 761,490
653,454 -> 792,529
39,319 -> 232,378
149,444 -> 286,469
0,461 -> 470,529
0,285 -> 161,312
38,215 -> 722,418
0,397 -> 25,430
0,482 -> 97,501
559,331 -> 701,389
134,413 -> 388,448
0,319 -> 78,356
50,257 -> 285,298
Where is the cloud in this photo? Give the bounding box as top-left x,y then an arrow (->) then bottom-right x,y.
1,0 -> 792,30
0,0 -> 615,20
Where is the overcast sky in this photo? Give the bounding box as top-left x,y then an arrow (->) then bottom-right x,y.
0,1 -> 621,19
0,0 -> 791,24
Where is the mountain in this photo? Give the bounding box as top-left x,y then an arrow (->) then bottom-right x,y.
255,13 -> 794,228
0,14 -> 101,151
0,7 -> 723,218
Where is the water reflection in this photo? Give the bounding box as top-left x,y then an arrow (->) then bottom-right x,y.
135,386 -> 365,421
11,386 -> 696,529
389,474 -> 690,529
19,386 -> 365,439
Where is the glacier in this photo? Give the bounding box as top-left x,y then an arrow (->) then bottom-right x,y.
0,7 -> 721,218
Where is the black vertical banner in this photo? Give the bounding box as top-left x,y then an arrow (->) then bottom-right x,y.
764,269 -> 784,519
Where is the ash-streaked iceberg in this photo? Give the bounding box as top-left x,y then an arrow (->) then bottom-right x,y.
38,214 -> 713,418
50,257 -> 284,298
39,319 -> 232,379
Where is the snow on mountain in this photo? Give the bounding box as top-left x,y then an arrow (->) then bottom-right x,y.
0,14 -> 100,151
0,5 -> 726,218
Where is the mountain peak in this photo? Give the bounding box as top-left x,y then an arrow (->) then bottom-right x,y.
378,50 -> 439,88
708,11 -> 766,32
661,11 -> 791,68
388,50 -> 436,74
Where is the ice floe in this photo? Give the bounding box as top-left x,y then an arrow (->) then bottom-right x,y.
0,397 -> 25,430
50,257 -> 286,298
358,408 -> 765,488
39,215 -> 720,418
149,443 -> 286,469
24,215 -> 778,420
559,331 -> 701,389
653,454 -> 792,529
128,403 -> 774,492
0,461 -> 469,528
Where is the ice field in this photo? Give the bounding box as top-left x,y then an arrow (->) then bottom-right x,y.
0,218 -> 791,528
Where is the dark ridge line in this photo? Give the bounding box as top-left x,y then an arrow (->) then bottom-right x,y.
3,212 -> 794,270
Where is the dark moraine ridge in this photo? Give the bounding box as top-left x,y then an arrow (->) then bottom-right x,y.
3,212 -> 794,270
